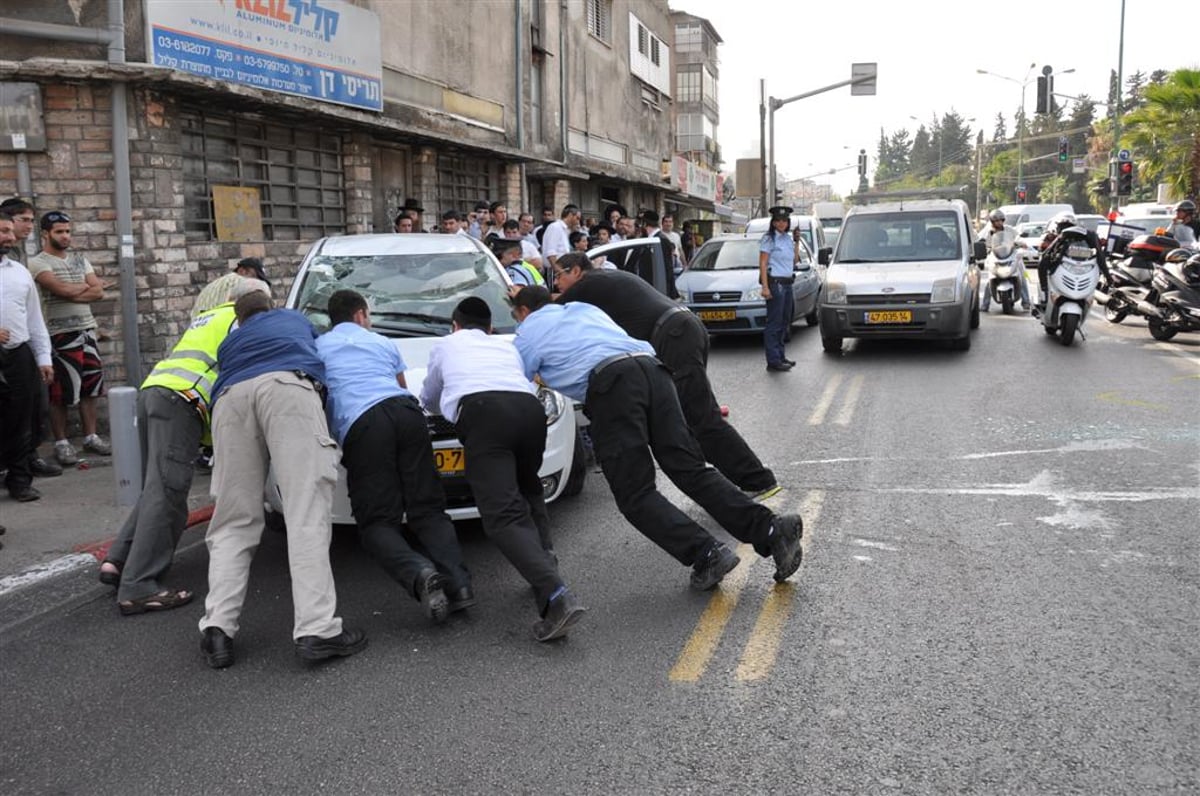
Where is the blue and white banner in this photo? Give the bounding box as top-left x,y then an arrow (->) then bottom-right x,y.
145,0 -> 383,112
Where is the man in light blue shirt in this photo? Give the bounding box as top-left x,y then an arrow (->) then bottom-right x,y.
316,289 -> 472,624
511,286 -> 804,593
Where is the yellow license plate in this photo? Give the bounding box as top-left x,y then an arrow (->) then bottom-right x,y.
864,310 -> 912,324
698,310 -> 736,321
434,447 -> 465,474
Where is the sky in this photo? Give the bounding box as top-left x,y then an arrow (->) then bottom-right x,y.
669,0 -> 1200,199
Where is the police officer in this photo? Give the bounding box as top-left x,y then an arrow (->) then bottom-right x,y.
758,206 -> 798,371
511,286 -> 804,593
551,251 -> 779,498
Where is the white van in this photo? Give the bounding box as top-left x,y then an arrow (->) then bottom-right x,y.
994,203 -> 1074,227
745,214 -> 832,261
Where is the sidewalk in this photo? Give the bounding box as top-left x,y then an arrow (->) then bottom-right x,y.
0,450 -> 212,585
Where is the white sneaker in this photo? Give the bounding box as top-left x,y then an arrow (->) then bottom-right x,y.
55,440 -> 79,465
83,435 -> 112,455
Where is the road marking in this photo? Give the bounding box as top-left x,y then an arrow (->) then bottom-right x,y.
668,544 -> 755,683
790,438 -> 1149,466
0,554 -> 95,598
808,374 -> 843,425
734,490 -> 824,682
1096,390 -> 1168,410
834,375 -> 865,426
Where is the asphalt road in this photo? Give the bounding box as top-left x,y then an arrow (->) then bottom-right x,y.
2,308 -> 1197,794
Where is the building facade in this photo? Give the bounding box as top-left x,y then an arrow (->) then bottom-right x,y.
0,0 -> 682,386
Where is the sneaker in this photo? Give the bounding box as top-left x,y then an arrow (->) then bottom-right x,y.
82,435 -> 112,455
747,484 -> 783,502
414,568 -> 450,624
690,542 -> 740,591
533,588 -> 587,642
30,456 -> 63,478
768,514 -> 805,583
54,441 -> 78,466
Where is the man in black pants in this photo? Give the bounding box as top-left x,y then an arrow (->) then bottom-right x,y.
421,297 -> 585,642
512,286 -> 804,592
550,251 -> 780,499
315,290 -> 473,623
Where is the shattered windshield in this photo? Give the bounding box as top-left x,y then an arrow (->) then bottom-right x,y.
294,251 -> 515,336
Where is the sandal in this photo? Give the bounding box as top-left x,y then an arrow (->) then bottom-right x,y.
118,588 -> 194,616
98,560 -> 123,587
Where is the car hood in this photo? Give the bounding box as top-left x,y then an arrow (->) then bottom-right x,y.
383,333 -> 518,406
829,261 -> 959,294
678,270 -> 759,292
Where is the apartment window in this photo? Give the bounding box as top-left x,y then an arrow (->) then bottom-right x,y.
181,108 -> 345,241
702,66 -> 718,107
675,23 -> 700,53
650,37 -> 660,66
586,0 -> 611,43
437,154 -> 493,213
677,70 -> 700,103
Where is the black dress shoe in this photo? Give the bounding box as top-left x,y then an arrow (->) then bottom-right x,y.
690,542 -> 740,591
201,627 -> 235,669
769,513 -> 805,583
414,568 -> 449,624
447,585 -> 476,613
295,628 -> 368,662
30,457 -> 63,478
782,358 -> 797,367
765,361 -> 793,372
9,485 -> 41,502
533,589 -> 587,642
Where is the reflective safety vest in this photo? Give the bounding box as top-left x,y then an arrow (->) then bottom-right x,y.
141,303 -> 237,427
513,260 -> 545,286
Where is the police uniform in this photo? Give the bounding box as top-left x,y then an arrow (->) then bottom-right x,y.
759,206 -> 797,371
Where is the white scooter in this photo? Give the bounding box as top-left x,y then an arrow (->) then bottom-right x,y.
1039,226 -> 1100,346
984,241 -> 1024,314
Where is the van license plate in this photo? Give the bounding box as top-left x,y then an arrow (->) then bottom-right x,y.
698,310 -> 736,321
864,311 -> 912,324
434,447 -> 465,474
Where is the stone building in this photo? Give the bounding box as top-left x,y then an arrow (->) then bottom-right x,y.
0,0 -> 680,387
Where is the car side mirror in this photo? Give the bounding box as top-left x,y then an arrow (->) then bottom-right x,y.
818,248 -> 831,266
794,262 -> 811,272
972,240 -> 987,262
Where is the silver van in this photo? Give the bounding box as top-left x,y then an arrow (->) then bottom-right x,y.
993,203 -> 1074,227
818,199 -> 984,353
746,214 -> 832,263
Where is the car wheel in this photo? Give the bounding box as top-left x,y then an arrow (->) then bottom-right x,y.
950,332 -> 972,351
560,428 -> 588,498
805,309 -> 819,326
821,334 -> 842,354
969,297 -> 980,329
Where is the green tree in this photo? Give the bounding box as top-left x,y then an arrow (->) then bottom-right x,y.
1122,68 -> 1200,198
1038,175 -> 1067,204
910,125 -> 933,179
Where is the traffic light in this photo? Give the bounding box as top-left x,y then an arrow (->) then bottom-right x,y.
1116,161 -> 1134,196
857,149 -> 868,177
1058,138 -> 1069,162
1016,187 -> 1027,202
1036,75 -> 1054,114
1093,178 -> 1111,197
774,189 -> 784,203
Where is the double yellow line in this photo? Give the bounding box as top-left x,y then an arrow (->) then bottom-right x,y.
808,375 -> 865,426
668,490 -> 823,683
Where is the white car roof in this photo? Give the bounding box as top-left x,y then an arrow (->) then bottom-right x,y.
307,233 -> 490,257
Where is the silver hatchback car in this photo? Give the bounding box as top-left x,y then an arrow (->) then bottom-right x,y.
676,235 -> 822,335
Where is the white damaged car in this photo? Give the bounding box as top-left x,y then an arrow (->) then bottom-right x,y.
267,232 -> 585,523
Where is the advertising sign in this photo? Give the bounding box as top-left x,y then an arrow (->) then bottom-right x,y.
145,0 -> 382,112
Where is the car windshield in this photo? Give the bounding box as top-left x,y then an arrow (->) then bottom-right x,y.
293,250 -> 515,336
1017,224 -> 1045,239
837,211 -> 962,263
690,239 -> 771,270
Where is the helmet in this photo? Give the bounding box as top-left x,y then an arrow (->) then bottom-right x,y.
988,209 -> 1006,223
1184,252 -> 1200,284
1049,212 -> 1077,233
1176,199 -> 1196,216
1164,247 -> 1192,265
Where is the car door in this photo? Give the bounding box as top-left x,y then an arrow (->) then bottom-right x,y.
792,238 -> 820,317
587,238 -> 677,298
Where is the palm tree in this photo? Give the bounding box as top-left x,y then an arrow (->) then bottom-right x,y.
1121,68 -> 1200,198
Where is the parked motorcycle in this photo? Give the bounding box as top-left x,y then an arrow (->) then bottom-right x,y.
984,241 -> 1024,314
1039,226 -> 1100,346
1138,253 -> 1200,341
1094,232 -> 1179,323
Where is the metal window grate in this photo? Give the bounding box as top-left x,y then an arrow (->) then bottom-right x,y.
437,154 -> 493,215
181,108 -> 346,241
586,0 -> 611,43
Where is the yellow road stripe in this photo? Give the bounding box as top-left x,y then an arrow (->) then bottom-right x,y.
834,375 -> 865,426
668,544 -> 754,683
736,490 -> 825,682
808,374 -> 843,425
1096,390 -> 1167,410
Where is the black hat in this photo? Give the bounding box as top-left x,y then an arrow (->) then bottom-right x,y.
641,209 -> 660,225
491,237 -> 521,256
769,205 -> 793,219
454,296 -> 492,327
235,256 -> 269,284
403,198 -> 424,212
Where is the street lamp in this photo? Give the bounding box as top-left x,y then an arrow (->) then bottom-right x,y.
976,63 -> 1037,196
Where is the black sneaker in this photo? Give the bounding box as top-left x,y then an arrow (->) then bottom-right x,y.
533,589 -> 587,642
30,457 -> 63,478
415,569 -> 450,624
200,627 -> 235,669
769,514 -> 804,583
294,628 -> 368,661
690,542 -> 740,591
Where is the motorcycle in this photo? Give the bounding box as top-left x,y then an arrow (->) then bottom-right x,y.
1093,232 -> 1176,323
984,241 -> 1024,314
1138,257 -> 1200,341
1039,226 -> 1100,347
